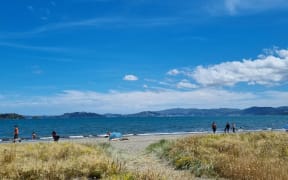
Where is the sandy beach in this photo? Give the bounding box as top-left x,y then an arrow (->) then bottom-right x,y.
69,134 -> 188,151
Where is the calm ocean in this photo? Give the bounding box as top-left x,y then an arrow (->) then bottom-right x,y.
1,116 -> 287,141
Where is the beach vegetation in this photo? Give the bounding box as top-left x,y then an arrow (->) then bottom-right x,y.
0,142 -> 162,179
147,132 -> 288,179
146,139 -> 170,156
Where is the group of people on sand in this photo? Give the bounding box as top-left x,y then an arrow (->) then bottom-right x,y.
12,125 -> 60,143
211,122 -> 236,134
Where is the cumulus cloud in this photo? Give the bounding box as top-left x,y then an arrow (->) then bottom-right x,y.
191,49 -> 288,86
167,69 -> 181,76
176,80 -> 198,89
167,68 -> 193,77
123,74 -> 138,81
277,49 -> 288,58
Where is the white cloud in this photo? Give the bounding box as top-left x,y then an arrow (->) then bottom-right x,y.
277,49 -> 288,58
176,80 -> 198,89
1,89 -> 288,115
123,74 -> 138,81
191,49 -> 288,86
167,69 -> 180,76
167,68 -> 194,77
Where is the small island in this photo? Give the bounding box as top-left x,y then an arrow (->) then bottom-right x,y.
0,113 -> 24,120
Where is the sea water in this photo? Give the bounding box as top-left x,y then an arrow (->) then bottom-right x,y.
0,116 -> 287,141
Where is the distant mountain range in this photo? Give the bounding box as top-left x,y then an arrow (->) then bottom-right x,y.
1,106 -> 288,119
125,106 -> 288,117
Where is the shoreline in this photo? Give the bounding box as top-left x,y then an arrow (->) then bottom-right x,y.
1,128 -> 286,144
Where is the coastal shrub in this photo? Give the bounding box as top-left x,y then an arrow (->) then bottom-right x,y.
148,132 -> 288,180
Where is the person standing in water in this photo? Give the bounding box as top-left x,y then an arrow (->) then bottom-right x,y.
211,122 -> 217,134
32,131 -> 37,140
232,123 -> 236,133
13,125 -> 20,143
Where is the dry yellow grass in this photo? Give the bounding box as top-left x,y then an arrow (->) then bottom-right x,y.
2,132 -> 287,180
147,132 -> 288,180
0,142 -> 126,179
0,142 -> 164,180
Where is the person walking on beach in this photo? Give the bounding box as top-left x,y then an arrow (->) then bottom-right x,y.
32,131 -> 37,140
224,122 -> 230,133
212,121 -> 217,134
232,123 -> 236,133
13,125 -> 20,143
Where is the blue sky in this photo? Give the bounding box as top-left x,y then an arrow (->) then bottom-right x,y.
1,0 -> 288,115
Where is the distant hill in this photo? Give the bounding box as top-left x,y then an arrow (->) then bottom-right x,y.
1,106 -> 288,119
57,112 -> 104,118
126,111 -> 161,117
241,106 -> 288,115
0,113 -> 25,119
156,108 -> 241,117
126,107 -> 288,117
